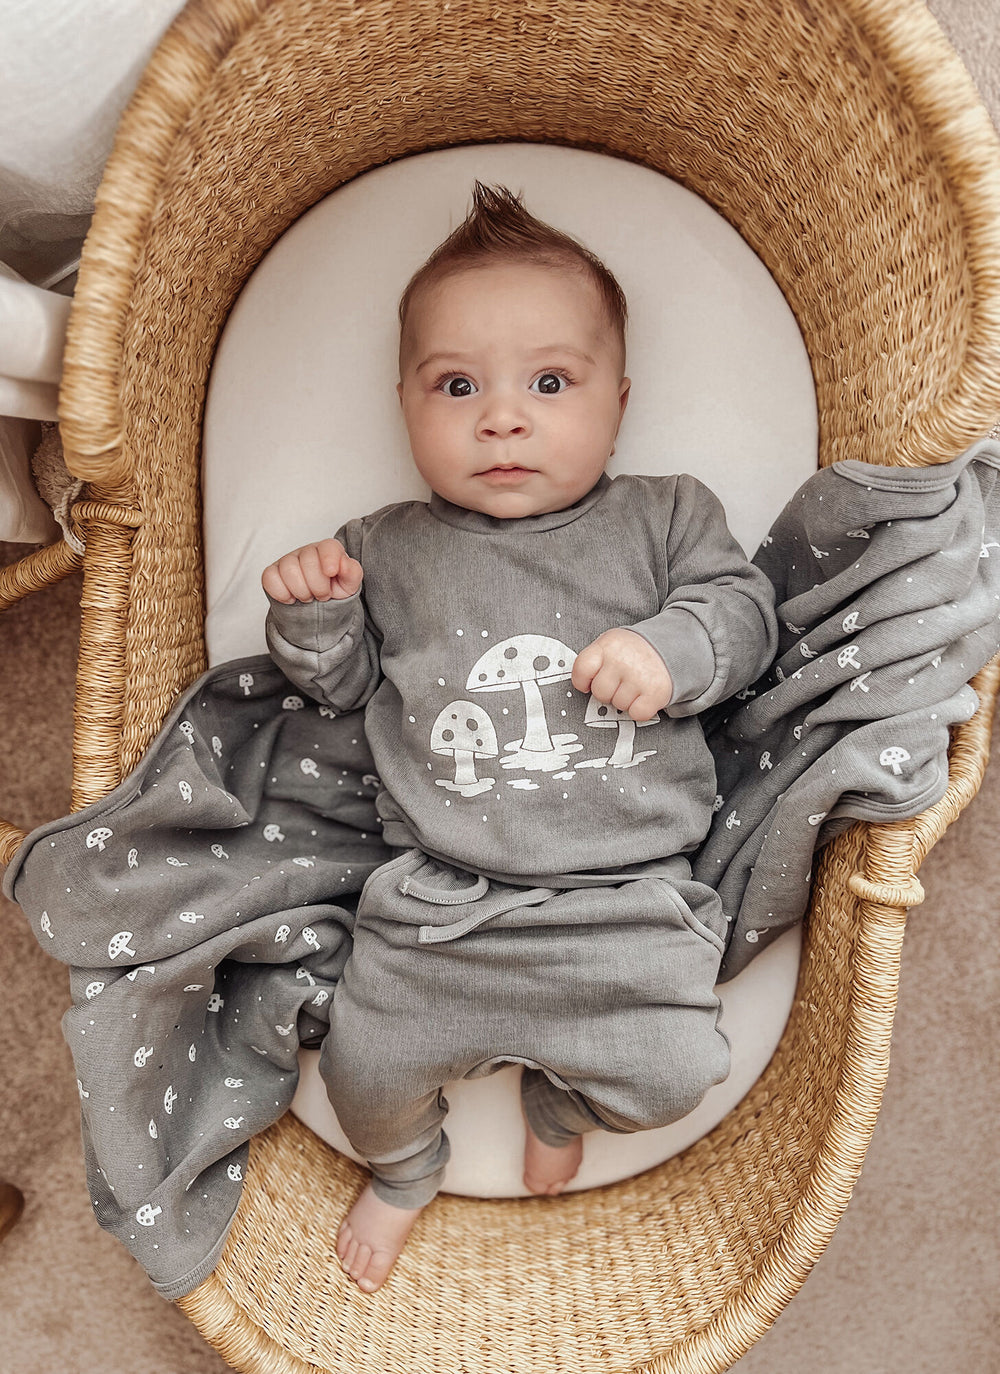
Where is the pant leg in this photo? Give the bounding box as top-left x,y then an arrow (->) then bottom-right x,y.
518,876 -> 731,1146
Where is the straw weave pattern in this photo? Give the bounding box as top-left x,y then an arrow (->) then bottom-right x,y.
11,0 -> 1000,1368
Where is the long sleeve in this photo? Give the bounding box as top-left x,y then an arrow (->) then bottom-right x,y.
627,475 -> 777,716
264,518 -> 382,712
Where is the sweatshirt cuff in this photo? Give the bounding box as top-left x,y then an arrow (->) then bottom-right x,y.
627,607 -> 717,708
265,590 -> 362,653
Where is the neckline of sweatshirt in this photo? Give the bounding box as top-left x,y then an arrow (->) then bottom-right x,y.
427,473 -> 612,534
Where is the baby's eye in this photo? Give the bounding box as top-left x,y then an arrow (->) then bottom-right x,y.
531,372 -> 569,395
442,375 -> 477,397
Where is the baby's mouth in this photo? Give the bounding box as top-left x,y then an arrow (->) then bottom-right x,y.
478,465 -> 536,480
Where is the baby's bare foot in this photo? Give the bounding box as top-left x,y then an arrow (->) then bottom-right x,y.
522,1114 -> 584,1195
336,1183 -> 423,1293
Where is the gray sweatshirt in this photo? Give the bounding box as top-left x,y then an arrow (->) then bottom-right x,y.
266,472 -> 777,883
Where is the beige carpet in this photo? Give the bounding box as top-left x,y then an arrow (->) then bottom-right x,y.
1,2 -> 998,1370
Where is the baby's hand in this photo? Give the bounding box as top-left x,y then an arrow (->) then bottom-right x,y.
262,539 -> 363,604
572,629 -> 673,722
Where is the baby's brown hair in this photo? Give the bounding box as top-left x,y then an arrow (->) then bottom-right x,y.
399,182 -> 628,369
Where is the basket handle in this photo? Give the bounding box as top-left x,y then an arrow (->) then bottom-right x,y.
0,537 -> 84,867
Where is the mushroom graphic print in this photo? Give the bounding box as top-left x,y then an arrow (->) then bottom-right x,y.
466,635 -> 583,772
578,696 -> 658,768
431,702 -> 498,796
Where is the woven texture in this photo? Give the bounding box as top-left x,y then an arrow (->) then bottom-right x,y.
24,0 -> 1000,1369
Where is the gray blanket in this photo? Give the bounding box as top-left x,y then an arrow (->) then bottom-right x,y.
5,443 -> 1000,1296
697,440 -> 1000,977
4,657 -> 391,1297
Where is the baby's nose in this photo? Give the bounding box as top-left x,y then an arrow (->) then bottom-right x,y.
476,401 -> 530,439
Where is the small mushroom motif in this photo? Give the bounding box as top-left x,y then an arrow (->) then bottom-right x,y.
163,1085 -> 178,1114
212,736 -> 223,757
128,848 -> 139,869
227,1163 -> 243,1182
206,993 -> 225,1012
188,1044 -> 197,1063
224,1116 -> 245,1130
275,1023 -> 294,1037
759,751 -> 773,771
301,927 -> 321,952
178,781 -> 193,804
282,695 -> 305,710
166,857 -> 189,867
582,697 -> 657,768
136,1204 -> 162,1227
837,645 -> 862,671
850,673 -> 872,693
133,1045 -> 155,1068
712,794 -> 724,813
39,912 -> 54,939
274,925 -> 291,944
239,673 -> 254,696
808,813 -> 827,826
296,967 -> 316,986
211,844 -> 229,860
319,706 -> 337,719
263,824 -> 285,843
725,811 -> 741,830
125,965 -> 156,981
362,773 -> 381,787
224,1077 -> 244,1088
178,720 -> 195,743
845,528 -> 871,539
745,929 -> 761,943
799,642 -> 816,659
300,758 -> 320,778
842,611 -> 861,633
311,989 -> 330,1007
178,911 -> 205,924
86,827 -> 113,853
292,856 -> 315,868
108,931 -> 137,960
431,701 -> 498,796
77,1079 -> 90,1100
148,1120 -> 158,1139
85,981 -> 105,1000
879,746 -> 911,776
183,984 -> 205,992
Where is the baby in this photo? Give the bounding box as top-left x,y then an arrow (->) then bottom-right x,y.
262,184 -> 777,1293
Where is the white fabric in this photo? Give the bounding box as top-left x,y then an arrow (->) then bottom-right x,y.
201,142 -> 816,1195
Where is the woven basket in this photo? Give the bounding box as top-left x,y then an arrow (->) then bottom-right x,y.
6,0 -> 1000,1369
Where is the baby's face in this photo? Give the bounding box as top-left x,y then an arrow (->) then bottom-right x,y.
397,262 -> 630,518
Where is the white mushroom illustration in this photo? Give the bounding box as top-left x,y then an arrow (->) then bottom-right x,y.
227,1163 -> 243,1182
212,735 -> 223,757
85,981 -> 105,1000
274,925 -> 291,944
178,911 -> 205,924
39,912 -> 54,939
163,1085 -> 178,1114
225,1116 -> 245,1130
292,856 -> 315,868
125,965 -> 156,981
283,695 -> 305,710
178,720 -> 195,743
301,927 -> 321,951
178,780 -> 193,803
300,757 -> 320,778
128,848 -> 139,869
879,745 -> 911,776
136,1204 -> 162,1227
108,931 -> 137,960
430,701 -> 498,796
148,1119 -> 157,1139
87,827 -> 113,853
239,672 -> 254,696
133,1045 -> 154,1068
311,988 -> 330,1007
211,844 -> 229,860
206,993 -> 225,1012
466,635 -> 576,755
296,967 -> 317,986
580,697 -> 657,768
224,1077 -> 244,1088
263,824 -> 285,843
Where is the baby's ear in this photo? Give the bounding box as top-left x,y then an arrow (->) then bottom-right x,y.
396,381 -> 404,405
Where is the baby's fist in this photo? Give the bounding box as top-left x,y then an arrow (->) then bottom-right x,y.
262,539 -> 363,604
572,628 -> 673,722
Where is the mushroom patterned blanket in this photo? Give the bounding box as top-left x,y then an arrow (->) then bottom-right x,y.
5,444 -> 1000,1297
695,440 -> 1000,977
3,658 -> 392,1297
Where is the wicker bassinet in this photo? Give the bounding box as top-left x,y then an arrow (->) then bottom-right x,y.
4,0 -> 1000,1370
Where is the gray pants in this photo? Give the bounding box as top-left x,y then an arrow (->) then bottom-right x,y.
319,849 -> 731,1209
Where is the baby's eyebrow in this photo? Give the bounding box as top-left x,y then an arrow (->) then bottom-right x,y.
527,344 -> 596,365
414,352 -> 474,374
